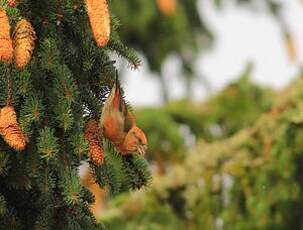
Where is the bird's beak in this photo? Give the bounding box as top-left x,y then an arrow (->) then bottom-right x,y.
137,144 -> 147,155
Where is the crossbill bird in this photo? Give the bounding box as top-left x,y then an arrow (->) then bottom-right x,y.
100,79 -> 147,155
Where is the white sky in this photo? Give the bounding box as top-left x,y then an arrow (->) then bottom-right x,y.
122,0 -> 303,107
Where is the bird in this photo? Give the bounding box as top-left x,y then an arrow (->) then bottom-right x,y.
100,77 -> 147,155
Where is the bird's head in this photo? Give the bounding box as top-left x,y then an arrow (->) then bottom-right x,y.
125,126 -> 148,155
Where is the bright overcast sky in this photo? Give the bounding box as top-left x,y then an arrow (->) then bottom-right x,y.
122,0 -> 303,107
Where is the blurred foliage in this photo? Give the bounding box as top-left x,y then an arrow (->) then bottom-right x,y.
111,0 -> 285,73
100,74 -> 303,229
111,0 -> 295,102
111,0 -> 212,72
96,1 -> 300,229
164,71 -> 273,141
180,76 -> 303,229
100,190 -> 184,230
111,0 -> 213,101
133,64 -> 273,172
135,108 -> 185,163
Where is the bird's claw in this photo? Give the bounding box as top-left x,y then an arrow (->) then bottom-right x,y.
137,145 -> 147,155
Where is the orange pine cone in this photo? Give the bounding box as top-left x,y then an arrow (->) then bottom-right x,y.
156,0 -> 177,16
0,9 -> 13,63
85,0 -> 110,47
7,0 -> 19,7
13,18 -> 36,70
84,119 -> 104,165
0,106 -> 27,151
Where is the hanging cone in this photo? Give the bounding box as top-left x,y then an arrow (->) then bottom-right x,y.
0,106 -> 27,151
0,9 -> 13,63
85,0 -> 110,47
7,0 -> 19,7
13,18 -> 36,69
84,119 -> 104,165
156,0 -> 177,16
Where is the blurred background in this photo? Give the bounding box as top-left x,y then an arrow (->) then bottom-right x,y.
83,0 -> 303,229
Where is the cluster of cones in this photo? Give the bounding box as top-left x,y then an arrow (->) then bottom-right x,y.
0,5 -> 35,152
0,8 -> 36,69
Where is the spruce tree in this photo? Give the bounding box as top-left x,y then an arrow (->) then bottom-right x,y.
0,0 -> 151,228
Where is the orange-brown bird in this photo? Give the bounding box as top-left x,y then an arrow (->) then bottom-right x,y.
100,78 -> 147,155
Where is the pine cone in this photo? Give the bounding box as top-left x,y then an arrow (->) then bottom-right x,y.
7,0 -> 19,7
0,9 -> 13,63
0,106 -> 27,151
156,0 -> 176,16
85,0 -> 110,47
84,119 -> 104,165
13,19 -> 36,69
